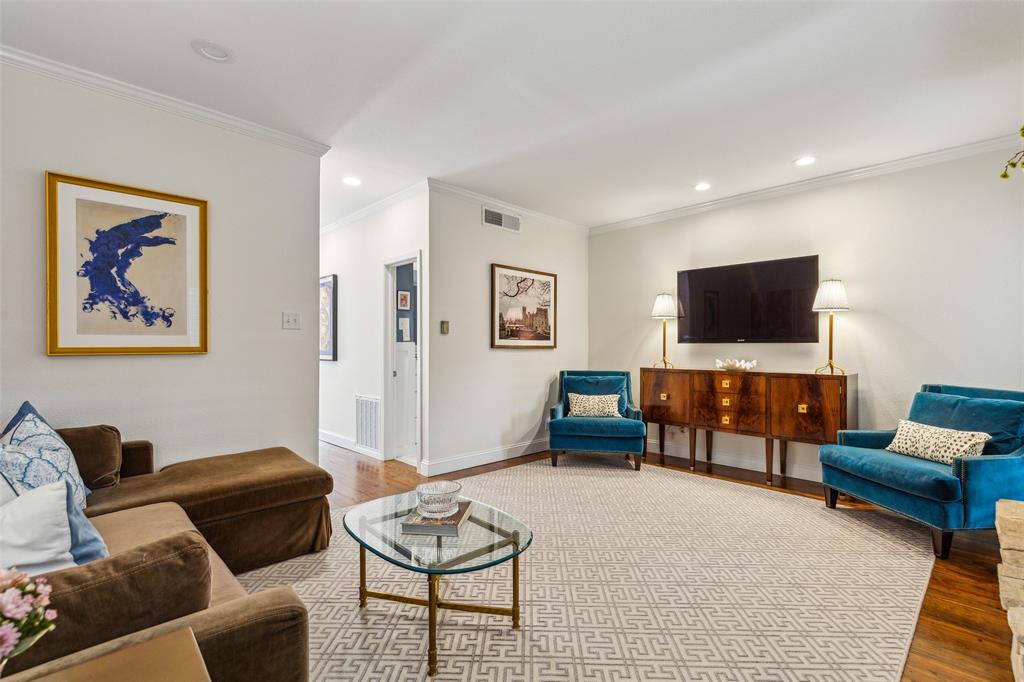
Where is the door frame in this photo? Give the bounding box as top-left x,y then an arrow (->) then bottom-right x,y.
381,251 -> 423,468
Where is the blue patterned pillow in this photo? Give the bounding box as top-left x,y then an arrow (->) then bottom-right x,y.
0,402 -> 89,509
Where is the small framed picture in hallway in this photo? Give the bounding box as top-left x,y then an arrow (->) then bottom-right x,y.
491,263 -> 556,349
320,274 -> 338,361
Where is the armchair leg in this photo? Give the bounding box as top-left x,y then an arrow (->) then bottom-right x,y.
823,485 -> 839,509
551,451 -> 558,467
634,453 -> 641,471
931,529 -> 953,559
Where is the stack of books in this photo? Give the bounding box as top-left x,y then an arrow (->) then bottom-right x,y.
401,500 -> 473,537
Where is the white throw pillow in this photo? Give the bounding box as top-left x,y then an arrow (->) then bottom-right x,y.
0,481 -> 76,575
886,419 -> 991,465
567,393 -> 621,418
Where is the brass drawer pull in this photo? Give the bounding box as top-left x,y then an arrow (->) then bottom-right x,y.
721,379 -> 731,389
721,415 -> 731,425
721,397 -> 731,407
797,404 -> 808,413
660,393 -> 668,401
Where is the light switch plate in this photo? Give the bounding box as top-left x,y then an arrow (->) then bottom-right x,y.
282,312 -> 301,330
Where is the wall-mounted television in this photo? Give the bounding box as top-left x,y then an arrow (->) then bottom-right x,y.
677,255 -> 819,343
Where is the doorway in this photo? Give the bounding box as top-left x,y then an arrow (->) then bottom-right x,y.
383,254 -> 421,468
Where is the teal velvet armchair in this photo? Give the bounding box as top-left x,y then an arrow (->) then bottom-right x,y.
548,370 -> 646,469
819,384 -> 1024,558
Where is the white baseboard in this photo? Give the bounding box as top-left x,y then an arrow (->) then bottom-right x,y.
420,437 -> 549,477
319,429 -> 384,461
646,435 -> 823,483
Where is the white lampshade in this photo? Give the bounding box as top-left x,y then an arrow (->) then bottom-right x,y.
651,293 -> 677,319
812,279 -> 850,312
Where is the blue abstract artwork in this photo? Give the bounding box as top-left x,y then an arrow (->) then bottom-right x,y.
78,212 -> 176,327
47,173 -> 206,355
74,200 -> 186,335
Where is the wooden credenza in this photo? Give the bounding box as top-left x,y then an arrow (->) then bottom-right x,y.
640,368 -> 857,484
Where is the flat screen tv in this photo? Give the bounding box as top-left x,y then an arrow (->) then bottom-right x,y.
677,255 -> 819,343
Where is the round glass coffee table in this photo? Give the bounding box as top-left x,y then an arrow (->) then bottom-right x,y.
343,491 -> 532,677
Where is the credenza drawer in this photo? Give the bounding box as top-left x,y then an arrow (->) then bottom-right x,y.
691,392 -> 766,432
692,372 -> 766,395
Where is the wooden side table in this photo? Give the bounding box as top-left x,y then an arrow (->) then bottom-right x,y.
31,628 -> 210,682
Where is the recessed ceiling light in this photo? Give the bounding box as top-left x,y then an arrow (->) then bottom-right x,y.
190,39 -> 233,63
693,181 -> 711,192
794,155 -> 817,167
342,176 -> 363,187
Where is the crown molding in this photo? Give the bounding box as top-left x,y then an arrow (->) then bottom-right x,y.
1,45 -> 331,157
590,134 -> 1020,235
426,178 -> 587,232
320,180 -> 429,234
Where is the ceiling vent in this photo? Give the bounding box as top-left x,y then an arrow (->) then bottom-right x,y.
482,206 -> 521,234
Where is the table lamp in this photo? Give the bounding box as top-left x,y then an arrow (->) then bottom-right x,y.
651,293 -> 678,368
812,279 -> 849,375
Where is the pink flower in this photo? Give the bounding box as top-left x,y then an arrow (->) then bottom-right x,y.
0,588 -> 32,620
0,570 -> 25,592
44,609 -> 57,621
33,594 -> 50,608
35,582 -> 51,597
0,621 -> 20,659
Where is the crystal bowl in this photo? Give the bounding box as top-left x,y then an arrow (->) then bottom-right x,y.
415,481 -> 462,518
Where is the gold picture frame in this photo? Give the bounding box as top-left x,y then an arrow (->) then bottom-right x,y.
491,263 -> 557,349
46,172 -> 208,355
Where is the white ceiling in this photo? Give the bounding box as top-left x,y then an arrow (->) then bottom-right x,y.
3,2 -> 1022,228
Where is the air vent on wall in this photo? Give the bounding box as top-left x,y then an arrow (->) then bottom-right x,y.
482,206 -> 521,233
355,395 -> 380,451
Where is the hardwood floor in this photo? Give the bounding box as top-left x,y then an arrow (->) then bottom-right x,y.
319,442 -> 1011,681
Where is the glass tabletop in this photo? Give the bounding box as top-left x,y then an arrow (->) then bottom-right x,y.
342,492 -> 532,575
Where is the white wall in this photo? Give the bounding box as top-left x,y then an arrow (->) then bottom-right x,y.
1,66 -> 321,467
318,185 -> 429,455
589,150 -> 1024,481
426,187 -> 589,475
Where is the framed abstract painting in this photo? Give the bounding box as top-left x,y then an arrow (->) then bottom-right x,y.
491,263 -> 556,349
319,274 -> 338,361
45,172 -> 208,355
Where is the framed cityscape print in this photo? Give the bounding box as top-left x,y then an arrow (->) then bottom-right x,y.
320,274 -> 338,361
491,263 -> 556,349
46,172 -> 207,355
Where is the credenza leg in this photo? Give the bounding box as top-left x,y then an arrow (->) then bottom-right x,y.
705,431 -> 713,465
687,428 -> 697,470
779,441 -> 788,477
764,438 -> 774,485
658,423 -> 666,459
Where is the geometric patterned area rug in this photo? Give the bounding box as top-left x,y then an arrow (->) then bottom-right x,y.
239,459 -> 934,681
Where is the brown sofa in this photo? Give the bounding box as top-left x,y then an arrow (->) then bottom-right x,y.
6,426 -> 333,681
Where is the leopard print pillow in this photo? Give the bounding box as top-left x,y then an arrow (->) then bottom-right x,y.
886,419 -> 990,465
567,393 -> 621,418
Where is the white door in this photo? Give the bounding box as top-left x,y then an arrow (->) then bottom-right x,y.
394,341 -> 418,464
390,260 -> 419,466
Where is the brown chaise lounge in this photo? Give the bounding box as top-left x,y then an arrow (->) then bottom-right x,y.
7,425 -> 333,681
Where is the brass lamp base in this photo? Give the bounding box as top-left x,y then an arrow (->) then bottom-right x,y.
814,312 -> 845,375
653,319 -> 674,368
814,359 -> 845,375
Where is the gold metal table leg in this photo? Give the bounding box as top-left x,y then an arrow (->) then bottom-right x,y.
512,554 -> 520,630
359,546 -> 367,608
428,574 -> 439,676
